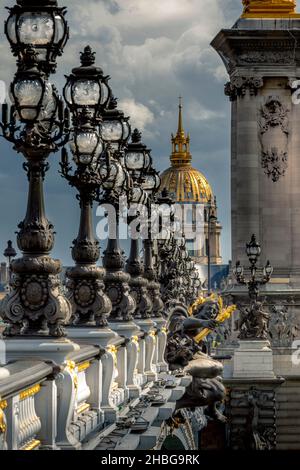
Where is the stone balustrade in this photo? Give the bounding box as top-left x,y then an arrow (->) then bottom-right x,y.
0,322 -> 189,450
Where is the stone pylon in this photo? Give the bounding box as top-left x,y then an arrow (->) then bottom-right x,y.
211,4 -> 300,331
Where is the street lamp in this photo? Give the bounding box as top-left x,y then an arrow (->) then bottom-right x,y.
125,128 -> 151,179
143,188 -> 165,319
125,130 -> 153,319
97,99 -> 136,322
206,200 -> 218,295
101,96 -> 131,153
233,234 -> 273,301
61,47 -> 112,327
63,46 -> 111,122
0,0 -> 70,337
246,233 -> 262,267
6,0 -> 69,75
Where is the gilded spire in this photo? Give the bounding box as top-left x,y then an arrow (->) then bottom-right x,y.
242,0 -> 300,18
177,96 -> 184,138
170,97 -> 192,167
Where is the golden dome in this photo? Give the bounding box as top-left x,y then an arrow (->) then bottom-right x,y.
242,0 -> 300,18
160,98 -> 213,203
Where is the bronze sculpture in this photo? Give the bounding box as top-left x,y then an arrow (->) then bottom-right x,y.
165,302 -> 226,423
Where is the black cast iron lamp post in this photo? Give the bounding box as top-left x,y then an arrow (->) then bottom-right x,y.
129,136 -> 164,320
125,130 -> 154,320
0,0 -> 70,337
233,234 -> 273,301
98,102 -> 136,323
207,200 -> 218,295
6,0 -> 69,75
61,47 -> 112,327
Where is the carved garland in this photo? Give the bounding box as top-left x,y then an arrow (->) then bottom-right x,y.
259,95 -> 290,182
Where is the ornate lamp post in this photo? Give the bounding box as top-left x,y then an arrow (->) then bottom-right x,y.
233,234 -> 273,301
61,47 -> 112,328
99,99 -> 136,323
142,154 -> 164,322
125,129 -> 153,320
0,0 -> 71,337
207,200 -> 218,295
156,190 -> 181,305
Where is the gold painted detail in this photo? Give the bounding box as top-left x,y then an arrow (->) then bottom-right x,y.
149,330 -> 157,343
189,294 -> 236,343
20,439 -> 41,451
66,360 -> 76,372
0,400 -> 8,410
76,403 -> 91,415
65,360 -> 78,392
242,0 -> 300,18
0,398 -> 7,435
0,410 -> 6,434
132,335 -> 140,352
107,345 -> 118,367
19,384 -> 41,401
77,361 -> 90,373
160,164 -> 213,203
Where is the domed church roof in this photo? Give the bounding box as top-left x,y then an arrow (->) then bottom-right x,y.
160,98 -> 214,203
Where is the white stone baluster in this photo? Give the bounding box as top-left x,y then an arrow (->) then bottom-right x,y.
85,359 -> 103,425
6,395 -> 19,450
56,362 -> 80,450
145,330 -> 157,382
116,345 -> 128,401
35,379 -> 58,450
101,349 -> 118,424
155,320 -> 168,373
126,338 -> 140,398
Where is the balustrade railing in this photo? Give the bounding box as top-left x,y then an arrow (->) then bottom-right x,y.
0,326 -> 170,450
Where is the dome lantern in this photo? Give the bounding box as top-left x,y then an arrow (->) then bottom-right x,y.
170,97 -> 191,167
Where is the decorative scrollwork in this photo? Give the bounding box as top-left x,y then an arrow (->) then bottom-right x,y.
259,95 -> 290,182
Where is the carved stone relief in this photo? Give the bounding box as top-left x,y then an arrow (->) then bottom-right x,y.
259,95 -> 290,182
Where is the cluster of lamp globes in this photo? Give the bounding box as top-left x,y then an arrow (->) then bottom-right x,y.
158,202 -> 201,290
3,0 -> 160,206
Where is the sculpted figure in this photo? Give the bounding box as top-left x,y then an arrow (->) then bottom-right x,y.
165,304 -> 226,423
237,301 -> 270,340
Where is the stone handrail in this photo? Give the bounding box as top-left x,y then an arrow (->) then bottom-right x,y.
0,328 -> 175,450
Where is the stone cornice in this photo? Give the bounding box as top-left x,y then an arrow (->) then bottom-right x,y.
211,28 -> 300,74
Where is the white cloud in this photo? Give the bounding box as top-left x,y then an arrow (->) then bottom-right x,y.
187,101 -> 225,122
119,98 -> 154,132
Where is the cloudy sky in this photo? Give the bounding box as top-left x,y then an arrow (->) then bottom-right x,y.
0,0 -> 243,266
